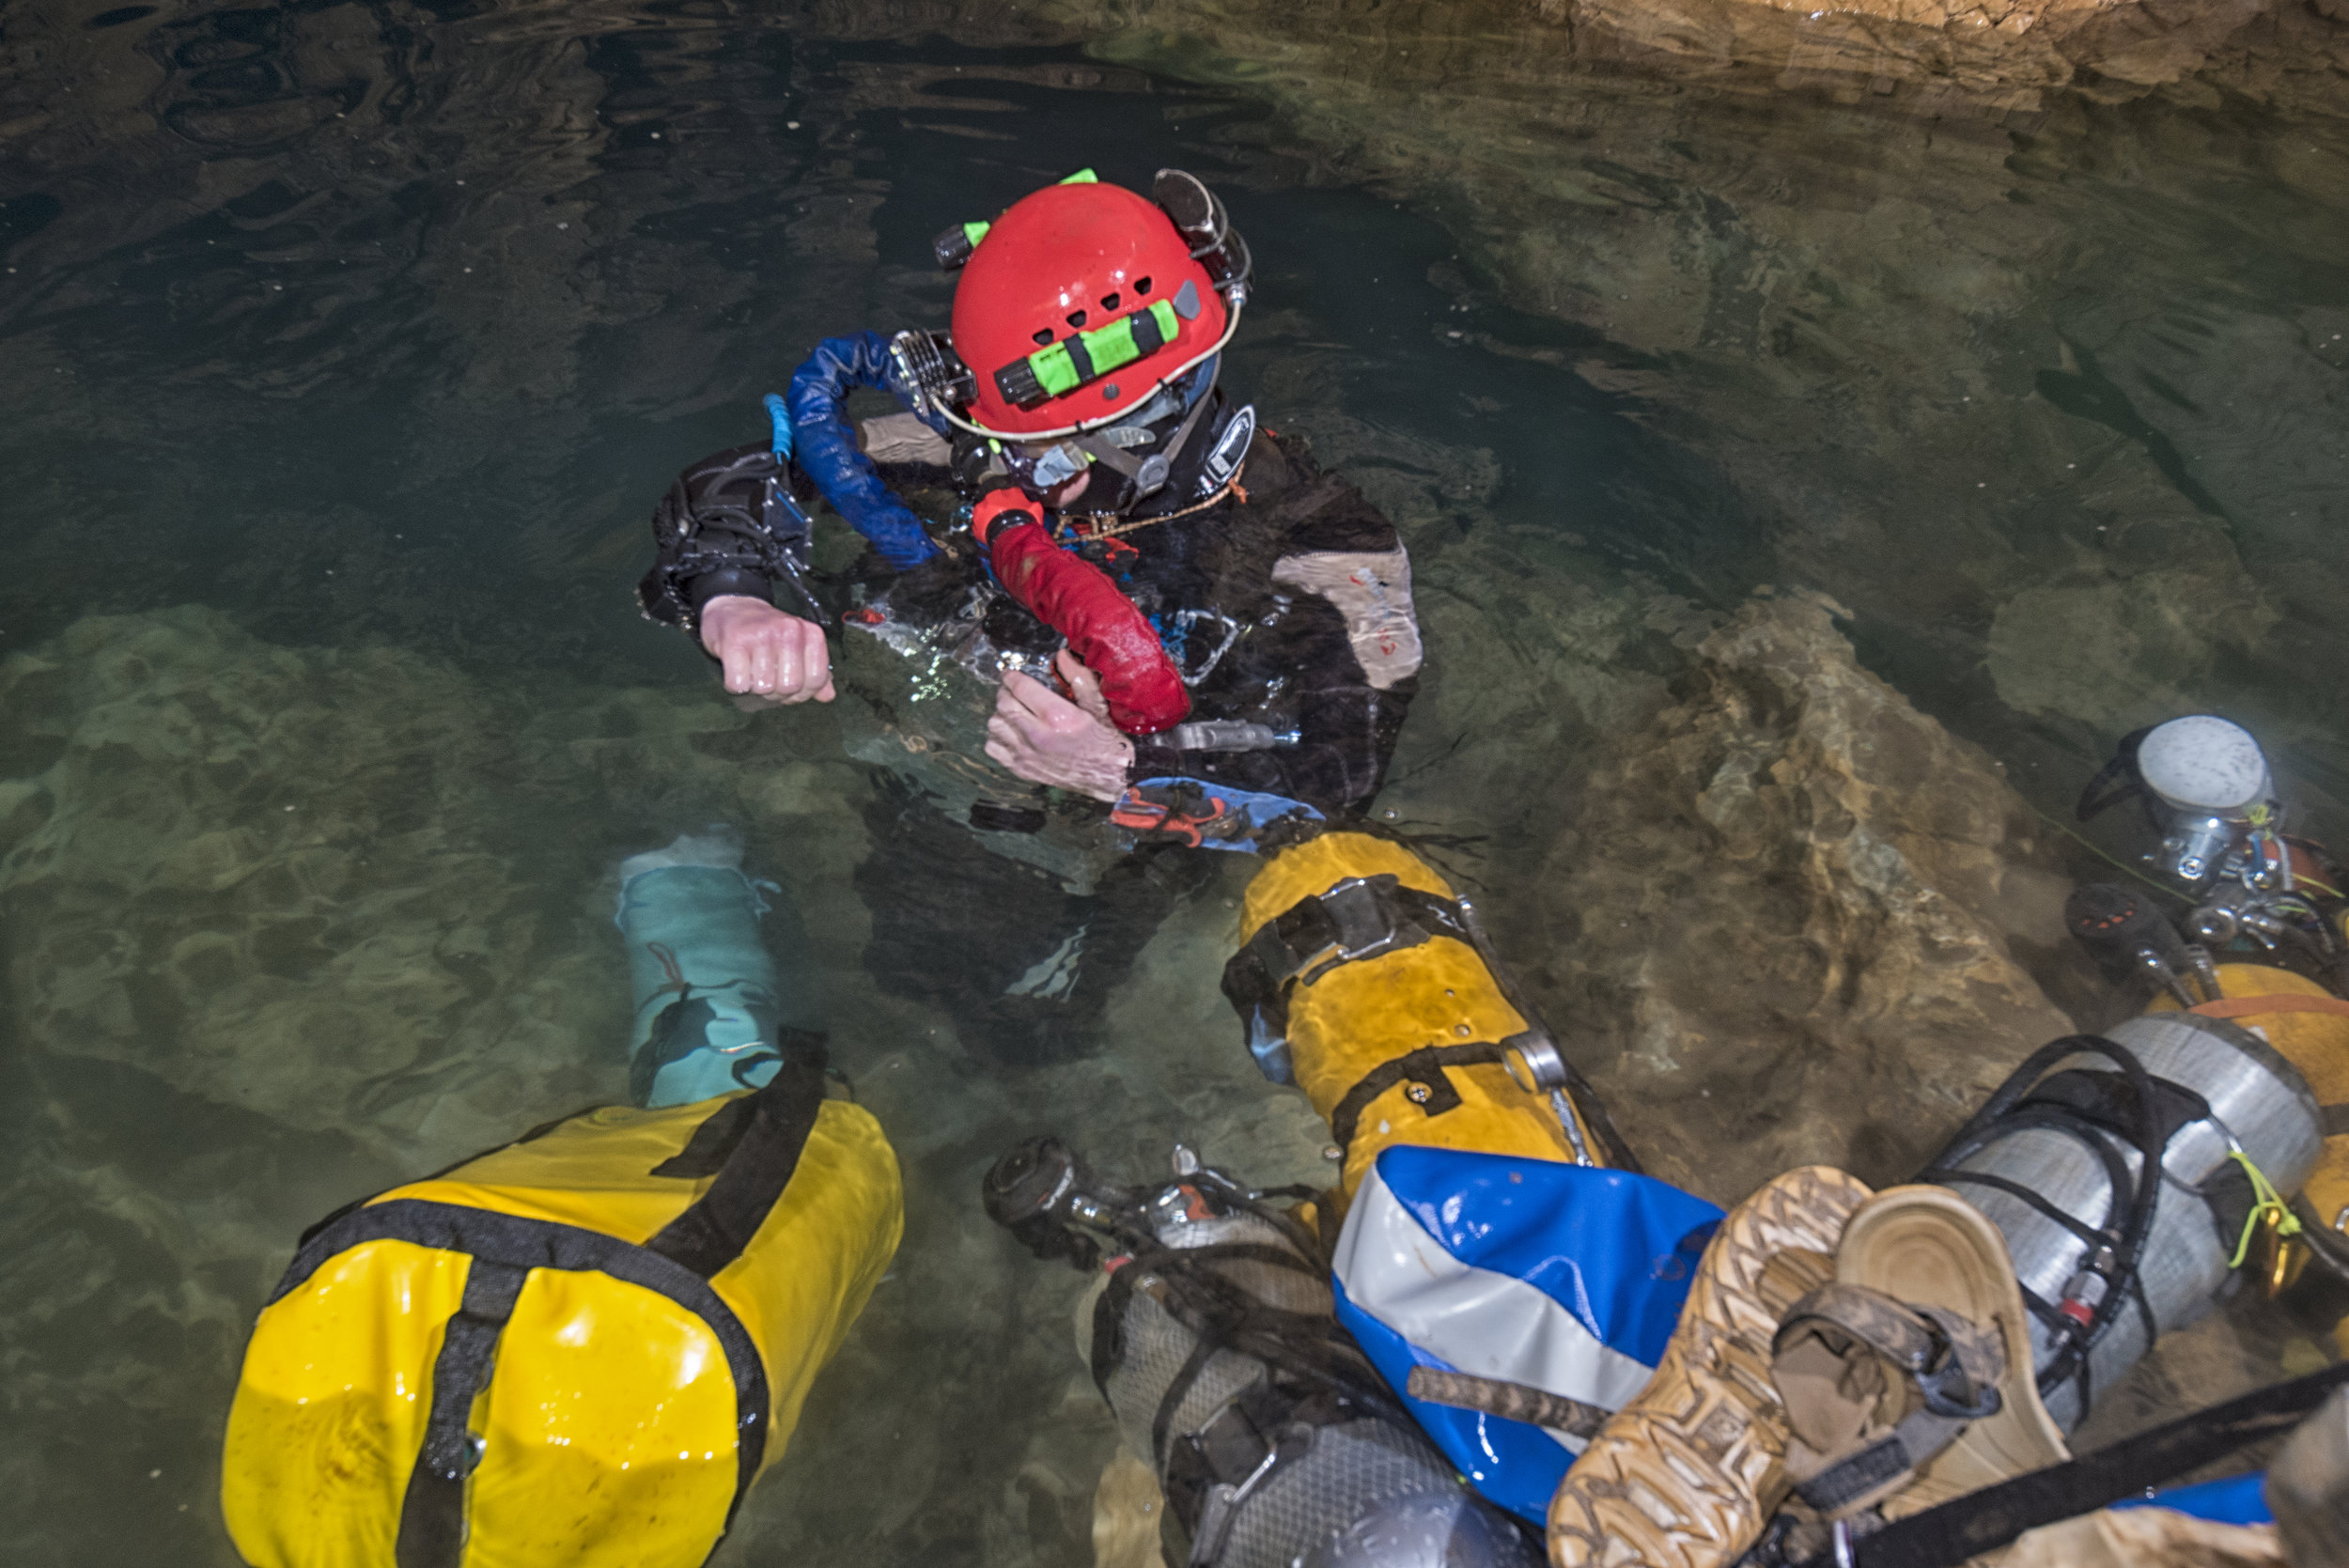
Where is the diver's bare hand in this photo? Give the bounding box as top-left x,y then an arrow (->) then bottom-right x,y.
987,651 -> 1134,800
700,596 -> 835,704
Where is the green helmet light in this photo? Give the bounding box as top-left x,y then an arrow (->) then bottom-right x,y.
931,169 -> 1096,271
991,292 -> 1190,408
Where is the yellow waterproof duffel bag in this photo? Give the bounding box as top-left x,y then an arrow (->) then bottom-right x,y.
221,1057 -> 901,1568
1224,832 -> 1629,1207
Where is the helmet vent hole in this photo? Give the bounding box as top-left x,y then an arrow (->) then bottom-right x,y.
1066,309 -> 1088,329
1099,291 -> 1120,310
1032,329 -> 1054,346
1134,276 -> 1152,295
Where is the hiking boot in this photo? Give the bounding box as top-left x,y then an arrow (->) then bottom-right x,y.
1828,1185 -> 2069,1515
1547,1165 -> 1875,1568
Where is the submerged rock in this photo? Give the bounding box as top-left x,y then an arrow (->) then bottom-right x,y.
0,604 -> 1320,1566
1523,590 -> 2092,1201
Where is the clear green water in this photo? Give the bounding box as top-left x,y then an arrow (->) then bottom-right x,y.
1,0 -> 2345,1560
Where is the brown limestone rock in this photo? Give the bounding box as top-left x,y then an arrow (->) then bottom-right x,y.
1528,590 -> 2092,1203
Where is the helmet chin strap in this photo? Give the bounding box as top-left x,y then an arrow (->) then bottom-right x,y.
1071,377 -> 1221,504
936,291 -> 1246,443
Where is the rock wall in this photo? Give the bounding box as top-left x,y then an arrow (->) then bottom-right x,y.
1516,591 -> 2092,1201
1485,590 -> 2322,1448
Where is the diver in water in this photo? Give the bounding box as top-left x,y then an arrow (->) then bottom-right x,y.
219,830 -> 900,1568
636,167 -> 1422,1064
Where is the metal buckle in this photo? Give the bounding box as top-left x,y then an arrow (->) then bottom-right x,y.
1318,877 -> 1409,962
1911,1316 -> 2003,1421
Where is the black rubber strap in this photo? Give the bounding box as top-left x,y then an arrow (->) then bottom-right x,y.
1812,1363 -> 2349,1568
1794,1409 -> 1970,1515
2074,727 -> 2152,823
646,1049 -> 828,1278
1921,1165 -> 2111,1252
396,1258 -> 527,1568
1151,1335 -> 1223,1470
1221,876 -> 1470,1037
277,1200 -> 774,1538
1328,1042 -> 1507,1163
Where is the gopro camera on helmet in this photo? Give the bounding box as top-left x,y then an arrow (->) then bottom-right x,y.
886,329 -> 976,419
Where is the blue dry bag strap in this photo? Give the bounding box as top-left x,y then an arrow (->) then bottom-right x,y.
786,332 -> 943,570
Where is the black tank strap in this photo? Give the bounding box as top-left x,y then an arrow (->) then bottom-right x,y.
1221,874 -> 1470,1037
1921,1167 -> 2109,1252
1812,1363 -> 2349,1568
1152,1334 -> 1223,1470
1329,1042 -> 1508,1164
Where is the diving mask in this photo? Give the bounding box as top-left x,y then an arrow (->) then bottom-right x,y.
1003,439 -> 1091,494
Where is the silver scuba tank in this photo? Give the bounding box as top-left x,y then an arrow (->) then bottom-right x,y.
985,1139 -> 1537,1568
1093,1200 -> 1534,1568
1921,1012 -> 2323,1431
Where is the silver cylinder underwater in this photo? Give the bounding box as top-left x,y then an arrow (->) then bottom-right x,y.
1926,1012 -> 2322,1431
1090,1199 -> 1536,1568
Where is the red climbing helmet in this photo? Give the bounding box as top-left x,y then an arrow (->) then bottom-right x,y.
937,172 -> 1248,439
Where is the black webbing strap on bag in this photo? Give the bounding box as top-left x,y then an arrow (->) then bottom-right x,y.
646,1046 -> 830,1278
395,1258 -> 528,1568
382,1044 -> 830,1563
1328,1042 -> 1510,1164
1806,1362 -> 2349,1568
1221,874 -> 1473,1036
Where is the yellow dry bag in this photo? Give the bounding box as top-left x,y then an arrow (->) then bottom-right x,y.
220,1056 -> 901,1568
1223,832 -> 1629,1207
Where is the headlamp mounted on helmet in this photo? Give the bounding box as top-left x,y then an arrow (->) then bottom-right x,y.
951,362 -> 1221,503
889,167 -> 1251,444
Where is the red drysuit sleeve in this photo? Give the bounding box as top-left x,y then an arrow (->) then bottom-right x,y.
972,490 -> 1190,737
